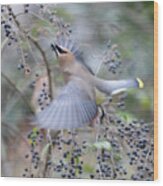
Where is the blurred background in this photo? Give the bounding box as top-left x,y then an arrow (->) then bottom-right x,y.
1,2 -> 154,178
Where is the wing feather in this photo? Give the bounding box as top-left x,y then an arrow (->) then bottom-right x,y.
36,79 -> 97,130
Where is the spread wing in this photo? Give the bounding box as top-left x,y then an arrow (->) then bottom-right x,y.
36,79 -> 97,130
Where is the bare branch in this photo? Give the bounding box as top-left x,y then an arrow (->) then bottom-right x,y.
27,36 -> 53,100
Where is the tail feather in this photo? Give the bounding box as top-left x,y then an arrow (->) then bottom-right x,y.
136,78 -> 144,89
94,77 -> 144,95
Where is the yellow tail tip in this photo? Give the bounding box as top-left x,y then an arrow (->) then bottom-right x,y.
136,78 -> 144,88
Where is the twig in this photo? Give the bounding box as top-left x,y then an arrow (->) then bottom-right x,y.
27,36 -> 53,100
42,131 -> 60,177
43,142 -> 52,177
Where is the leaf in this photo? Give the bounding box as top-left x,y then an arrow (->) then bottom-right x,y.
32,127 -> 39,133
92,141 -> 112,151
114,154 -> 121,161
117,111 -> 134,123
83,164 -> 94,173
95,90 -> 106,105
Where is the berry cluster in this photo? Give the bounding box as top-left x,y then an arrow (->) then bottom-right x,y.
22,128 -> 44,177
1,6 -> 18,46
98,101 -> 154,180
102,40 -> 122,74
37,82 -> 50,111
22,104 -> 153,180
30,75 -> 50,112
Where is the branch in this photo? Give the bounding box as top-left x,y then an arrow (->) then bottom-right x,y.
27,36 -> 53,100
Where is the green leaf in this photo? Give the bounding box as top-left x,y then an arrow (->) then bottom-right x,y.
83,164 -> 94,173
32,127 -> 39,133
114,154 -> 121,161
117,111 -> 134,123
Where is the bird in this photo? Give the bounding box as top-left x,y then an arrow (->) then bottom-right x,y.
36,36 -> 144,130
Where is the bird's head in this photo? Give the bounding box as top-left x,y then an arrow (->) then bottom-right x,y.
51,43 -> 74,63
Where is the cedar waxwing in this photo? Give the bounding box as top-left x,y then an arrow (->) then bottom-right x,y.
36,36 -> 144,130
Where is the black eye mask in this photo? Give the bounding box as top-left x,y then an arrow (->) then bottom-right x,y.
51,43 -> 67,55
